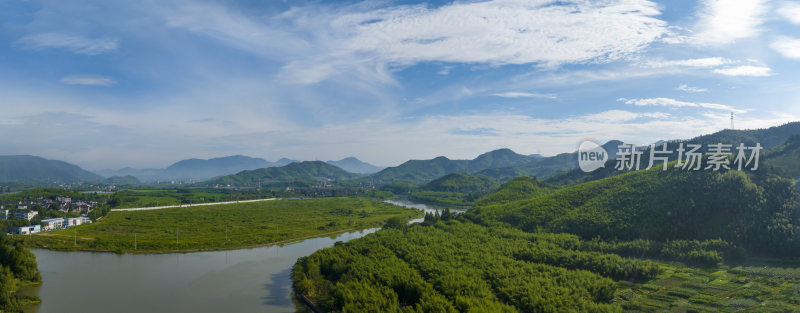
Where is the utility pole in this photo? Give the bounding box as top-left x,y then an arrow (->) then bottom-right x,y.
134,233 -> 137,250
731,112 -> 735,130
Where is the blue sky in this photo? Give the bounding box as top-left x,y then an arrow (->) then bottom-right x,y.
1,0 -> 800,170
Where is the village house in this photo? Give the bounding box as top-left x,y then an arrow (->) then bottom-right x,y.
41,218 -> 64,231
14,210 -> 39,221
0,209 -> 7,220
10,225 -> 40,235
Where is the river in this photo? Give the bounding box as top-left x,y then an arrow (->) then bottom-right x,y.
22,200 -> 449,313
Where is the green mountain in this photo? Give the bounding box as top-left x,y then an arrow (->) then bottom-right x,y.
472,166 -> 796,255
205,161 -> 358,186
326,157 -> 385,174
371,149 -> 534,183
546,122 -> 800,187
0,155 -> 103,183
478,140 -> 622,182
761,135 -> 800,180
421,173 -> 498,193
474,176 -> 553,206
104,175 -> 141,185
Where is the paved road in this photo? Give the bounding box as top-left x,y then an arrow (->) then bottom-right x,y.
110,198 -> 278,212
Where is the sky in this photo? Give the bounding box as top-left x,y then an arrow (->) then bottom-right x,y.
1,0 -> 800,170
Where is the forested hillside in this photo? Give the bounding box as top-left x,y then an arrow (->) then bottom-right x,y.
205,161 -> 358,186
0,155 -> 102,184
473,166 -> 796,255
0,236 -> 41,312
408,173 -> 499,206
293,150 -> 800,312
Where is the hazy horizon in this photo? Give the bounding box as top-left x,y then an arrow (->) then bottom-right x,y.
3,0 -> 800,170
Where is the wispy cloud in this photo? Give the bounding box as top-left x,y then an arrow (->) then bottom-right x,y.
583,110 -> 669,122
777,2 -> 800,25
14,33 -> 118,55
491,91 -> 556,99
60,74 -> 117,86
676,84 -> 708,93
265,0 -> 668,84
620,97 -> 747,113
645,57 -> 730,68
712,65 -> 773,77
770,36 -> 800,59
690,0 -> 769,45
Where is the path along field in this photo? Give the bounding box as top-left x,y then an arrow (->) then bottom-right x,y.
23,198 -> 421,253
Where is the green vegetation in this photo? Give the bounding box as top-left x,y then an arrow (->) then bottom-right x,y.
205,161 -> 359,186
371,149 -> 534,183
762,134 -> 800,179
408,173 -> 499,206
0,236 -> 41,312
22,198 -> 421,253
473,176 -> 553,206
104,175 -> 140,185
293,141 -> 800,312
472,167 -> 796,256
294,221 -> 664,312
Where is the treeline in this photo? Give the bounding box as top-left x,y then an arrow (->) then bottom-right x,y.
293,220 -> 674,312
470,168 -> 797,256
0,236 -> 40,312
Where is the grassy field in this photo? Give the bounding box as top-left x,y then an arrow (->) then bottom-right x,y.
618,262 -> 800,312
22,198 -> 421,253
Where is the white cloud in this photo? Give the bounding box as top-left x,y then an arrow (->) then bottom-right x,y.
14,33 -> 118,55
770,36 -> 800,59
491,91 -> 556,99
169,0 -> 668,85
645,57 -> 730,68
777,2 -> 800,25
691,0 -> 769,45
583,110 -> 669,122
676,84 -> 708,93
712,65 -> 773,77
620,97 -> 747,113
60,74 -> 117,86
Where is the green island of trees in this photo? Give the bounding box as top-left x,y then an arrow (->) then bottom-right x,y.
21,198 -> 421,253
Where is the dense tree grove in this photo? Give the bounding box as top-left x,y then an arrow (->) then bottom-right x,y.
294,221 -> 679,312
0,235 -> 40,312
471,168 -> 797,256
293,155 -> 800,312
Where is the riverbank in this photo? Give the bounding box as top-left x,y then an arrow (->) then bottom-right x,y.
21,198 -> 421,253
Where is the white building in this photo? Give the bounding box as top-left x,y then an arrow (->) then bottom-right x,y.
41,218 -> 65,231
11,225 -> 40,235
14,210 -> 38,221
64,217 -> 91,228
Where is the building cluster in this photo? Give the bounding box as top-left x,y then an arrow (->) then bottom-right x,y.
1,195 -> 96,235
1,196 -> 98,215
4,216 -> 91,235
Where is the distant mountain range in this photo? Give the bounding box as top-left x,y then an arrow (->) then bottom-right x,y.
96,156 -> 300,182
0,155 -> 103,184
370,148 -> 536,183
95,156 -> 384,181
326,157 -> 385,174
2,121 -> 799,185
546,122 -> 800,186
